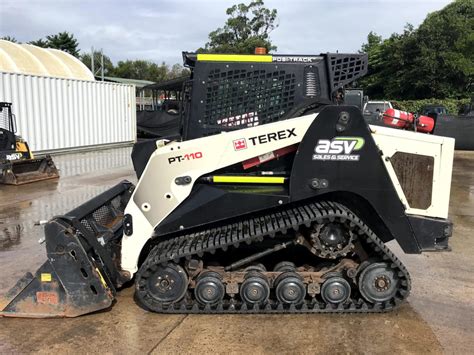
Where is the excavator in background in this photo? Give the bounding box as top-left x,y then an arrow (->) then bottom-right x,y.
0,102 -> 59,185
0,51 -> 455,317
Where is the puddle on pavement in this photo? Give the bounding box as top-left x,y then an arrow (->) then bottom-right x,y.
0,223 -> 23,250
0,288 -> 442,354
153,303 -> 443,354
0,201 -> 32,251
52,146 -> 132,179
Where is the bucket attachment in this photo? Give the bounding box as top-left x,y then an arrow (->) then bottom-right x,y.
0,155 -> 60,185
0,181 -> 134,318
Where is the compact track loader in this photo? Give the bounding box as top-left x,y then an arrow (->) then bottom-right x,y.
0,52 -> 454,317
0,102 -> 59,185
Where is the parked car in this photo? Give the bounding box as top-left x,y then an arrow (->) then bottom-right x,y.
363,100 -> 393,123
420,105 -> 449,117
458,97 -> 474,116
363,101 -> 393,114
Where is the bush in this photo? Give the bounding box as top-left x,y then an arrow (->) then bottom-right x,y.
390,98 -> 470,114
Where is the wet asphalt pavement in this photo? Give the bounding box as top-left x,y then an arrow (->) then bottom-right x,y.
0,147 -> 473,354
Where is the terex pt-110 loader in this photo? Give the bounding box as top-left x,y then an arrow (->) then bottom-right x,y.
0,52 -> 454,317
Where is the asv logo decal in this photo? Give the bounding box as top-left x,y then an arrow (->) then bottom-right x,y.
6,153 -> 22,161
313,137 -> 365,161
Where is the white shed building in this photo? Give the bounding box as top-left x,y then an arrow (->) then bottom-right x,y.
0,40 -> 136,153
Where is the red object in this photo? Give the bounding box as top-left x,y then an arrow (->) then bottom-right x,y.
242,144 -> 298,169
233,138 -> 247,151
382,108 -> 414,128
36,291 -> 59,305
382,108 -> 434,134
416,115 -> 435,133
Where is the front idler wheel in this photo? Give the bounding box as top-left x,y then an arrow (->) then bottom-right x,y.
358,262 -> 399,303
194,271 -> 225,306
275,272 -> 306,305
240,272 -> 270,305
146,263 -> 188,305
321,276 -> 351,305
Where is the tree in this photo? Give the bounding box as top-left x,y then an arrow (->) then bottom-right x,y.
199,0 -> 278,54
25,31 -> 80,57
409,0 -> 473,98
1,36 -> 18,43
112,60 -> 168,82
81,51 -> 114,76
110,60 -> 189,82
168,63 -> 190,79
359,32 -> 384,97
45,32 -> 80,57
28,39 -> 48,48
360,0 -> 473,99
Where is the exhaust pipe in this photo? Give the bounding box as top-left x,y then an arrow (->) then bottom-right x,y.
0,181 -> 134,318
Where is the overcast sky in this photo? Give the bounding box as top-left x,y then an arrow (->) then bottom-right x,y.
1,0 -> 452,65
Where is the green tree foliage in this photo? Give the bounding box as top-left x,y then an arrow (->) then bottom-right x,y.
169,63 -> 190,79
391,98 -> 470,115
113,60 -> 167,81
45,32 -> 80,57
413,0 -> 473,98
80,51 -> 115,76
199,0 -> 278,54
1,36 -> 18,43
111,60 -> 189,82
25,31 -> 80,57
28,39 -> 49,48
360,0 -> 473,100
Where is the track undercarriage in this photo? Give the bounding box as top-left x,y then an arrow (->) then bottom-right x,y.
135,201 -> 411,314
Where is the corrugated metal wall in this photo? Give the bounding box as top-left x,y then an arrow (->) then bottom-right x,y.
0,72 -> 136,153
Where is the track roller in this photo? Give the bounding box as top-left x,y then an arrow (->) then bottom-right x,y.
194,271 -> 225,306
274,272 -> 306,305
320,276 -> 351,305
240,272 -> 270,305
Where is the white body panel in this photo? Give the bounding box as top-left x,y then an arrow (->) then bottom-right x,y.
370,125 -> 454,219
121,115 -> 455,275
121,114 -> 317,274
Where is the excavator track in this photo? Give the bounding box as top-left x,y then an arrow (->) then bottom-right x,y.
135,201 -> 411,314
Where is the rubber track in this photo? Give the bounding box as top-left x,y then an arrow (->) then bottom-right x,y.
135,201 -> 411,313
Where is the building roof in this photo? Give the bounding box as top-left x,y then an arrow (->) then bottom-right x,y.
0,40 -> 94,80
99,76 -> 155,88
142,76 -> 189,91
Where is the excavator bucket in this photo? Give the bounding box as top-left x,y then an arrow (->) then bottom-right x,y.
0,155 -> 59,185
0,181 -> 134,318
